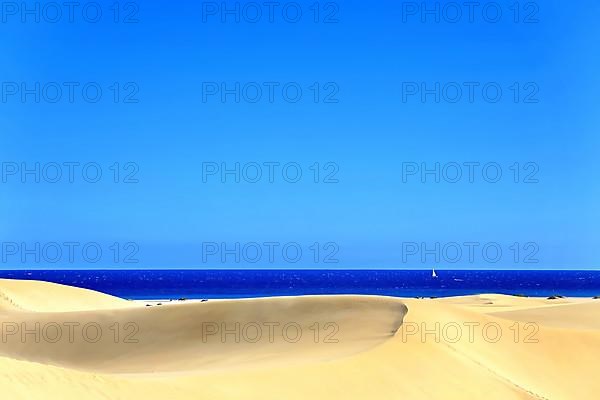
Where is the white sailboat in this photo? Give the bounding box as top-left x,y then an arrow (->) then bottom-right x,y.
432,268 -> 438,278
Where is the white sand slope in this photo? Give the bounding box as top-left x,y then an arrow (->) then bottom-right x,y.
1,281 -> 599,399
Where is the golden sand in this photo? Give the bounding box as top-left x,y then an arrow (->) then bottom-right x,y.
1,279 -> 598,399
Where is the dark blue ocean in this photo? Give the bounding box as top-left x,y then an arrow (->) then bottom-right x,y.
1,270 -> 600,299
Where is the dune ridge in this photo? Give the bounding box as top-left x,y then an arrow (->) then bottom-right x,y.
0,279 -> 408,374
1,280 -> 599,399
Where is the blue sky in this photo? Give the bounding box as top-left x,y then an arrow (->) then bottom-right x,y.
1,1 -> 598,268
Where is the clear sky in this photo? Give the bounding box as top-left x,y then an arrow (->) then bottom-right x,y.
1,1 -> 598,269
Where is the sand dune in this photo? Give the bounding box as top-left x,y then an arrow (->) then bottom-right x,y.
1,280 -> 599,399
0,278 -> 131,312
0,280 -> 407,374
491,300 -> 600,330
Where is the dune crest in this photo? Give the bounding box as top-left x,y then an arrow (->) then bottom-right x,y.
0,279 -> 131,312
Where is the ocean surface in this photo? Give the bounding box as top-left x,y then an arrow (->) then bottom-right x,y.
1,270 -> 600,299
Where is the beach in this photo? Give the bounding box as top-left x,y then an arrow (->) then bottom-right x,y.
1,278 -> 599,399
